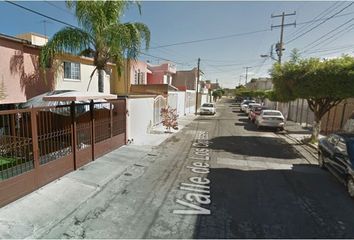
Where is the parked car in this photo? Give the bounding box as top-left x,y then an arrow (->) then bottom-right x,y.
255,110 -> 285,130
245,103 -> 261,114
200,103 -> 216,115
318,133 -> 354,198
249,106 -> 269,122
240,100 -> 256,112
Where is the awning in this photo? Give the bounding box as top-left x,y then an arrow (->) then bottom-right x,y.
43,91 -> 117,101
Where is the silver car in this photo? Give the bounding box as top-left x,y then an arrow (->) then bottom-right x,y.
255,110 -> 285,130
200,103 -> 216,115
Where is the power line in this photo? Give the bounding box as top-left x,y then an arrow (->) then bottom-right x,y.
5,1 -> 78,29
147,29 -> 270,50
286,2 -> 354,44
301,17 -> 354,53
288,2 -> 342,39
44,1 -> 75,17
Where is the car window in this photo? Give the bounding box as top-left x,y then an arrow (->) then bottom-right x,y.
336,138 -> 348,156
202,104 -> 214,107
348,139 -> 354,163
263,111 -> 282,116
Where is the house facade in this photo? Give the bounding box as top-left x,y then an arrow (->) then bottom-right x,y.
172,68 -> 198,91
147,62 -> 176,85
245,77 -> 273,91
0,33 -> 54,106
54,54 -> 112,94
3,32 -> 114,102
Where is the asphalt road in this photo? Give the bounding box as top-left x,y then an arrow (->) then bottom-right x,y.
43,98 -> 354,239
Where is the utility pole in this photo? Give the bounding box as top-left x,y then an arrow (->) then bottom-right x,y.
195,58 -> 200,115
244,67 -> 252,85
271,11 -> 296,64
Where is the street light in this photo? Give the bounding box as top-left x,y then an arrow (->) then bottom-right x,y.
260,54 -> 278,62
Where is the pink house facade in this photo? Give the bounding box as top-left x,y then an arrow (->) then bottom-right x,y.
0,33 -> 54,105
147,62 -> 176,85
129,60 -> 151,85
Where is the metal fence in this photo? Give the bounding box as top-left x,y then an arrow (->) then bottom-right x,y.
0,98 -> 126,207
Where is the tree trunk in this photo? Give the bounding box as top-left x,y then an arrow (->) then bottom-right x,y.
311,115 -> 321,142
98,69 -> 104,93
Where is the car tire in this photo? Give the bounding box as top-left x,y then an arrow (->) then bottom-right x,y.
318,152 -> 326,169
347,177 -> 354,198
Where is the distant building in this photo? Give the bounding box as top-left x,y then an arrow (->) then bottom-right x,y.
245,77 -> 273,90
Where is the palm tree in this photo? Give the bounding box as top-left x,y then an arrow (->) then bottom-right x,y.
40,1 -> 150,93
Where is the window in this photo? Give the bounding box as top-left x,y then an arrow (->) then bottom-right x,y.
141,72 -> 145,84
64,62 -> 80,80
134,70 -> 138,84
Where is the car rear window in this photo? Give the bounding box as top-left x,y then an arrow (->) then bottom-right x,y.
202,104 -> 214,107
263,111 -> 282,116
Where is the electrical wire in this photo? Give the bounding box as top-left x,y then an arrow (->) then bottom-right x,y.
288,1 -> 342,38
286,2 -> 354,44
300,17 -> 354,53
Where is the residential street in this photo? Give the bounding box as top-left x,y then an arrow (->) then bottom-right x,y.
35,98 -> 354,239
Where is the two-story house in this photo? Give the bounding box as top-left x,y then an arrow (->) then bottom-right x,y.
0,32 -> 114,109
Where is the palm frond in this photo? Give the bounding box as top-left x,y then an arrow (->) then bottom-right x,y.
39,27 -> 91,69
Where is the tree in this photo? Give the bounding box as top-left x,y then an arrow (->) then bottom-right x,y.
40,1 -> 150,92
212,89 -> 224,101
160,106 -> 178,132
271,55 -> 354,141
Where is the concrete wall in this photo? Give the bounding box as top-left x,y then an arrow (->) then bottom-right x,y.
185,90 -> 196,114
168,91 -> 186,117
201,93 -> 208,105
126,97 -> 154,145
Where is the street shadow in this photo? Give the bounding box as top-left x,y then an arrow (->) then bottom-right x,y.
285,130 -> 312,135
238,118 -> 249,123
209,135 -> 301,159
193,165 -> 354,238
10,49 -> 55,100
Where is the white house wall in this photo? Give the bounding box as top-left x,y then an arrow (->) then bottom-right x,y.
201,93 -> 208,105
126,97 -> 154,145
185,90 -> 196,114
168,91 -> 186,117
55,62 -> 110,93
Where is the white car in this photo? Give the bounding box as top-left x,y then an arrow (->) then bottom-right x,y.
245,103 -> 261,114
240,100 -> 255,112
200,103 -> 216,115
255,110 -> 285,130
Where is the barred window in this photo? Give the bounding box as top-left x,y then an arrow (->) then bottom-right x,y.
64,62 -> 80,80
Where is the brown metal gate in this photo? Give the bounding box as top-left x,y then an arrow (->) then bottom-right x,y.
0,98 -> 126,207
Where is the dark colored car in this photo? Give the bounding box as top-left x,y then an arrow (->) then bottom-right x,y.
248,106 -> 269,123
318,133 -> 354,198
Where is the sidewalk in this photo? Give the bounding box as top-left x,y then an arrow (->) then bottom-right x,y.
0,114 -> 197,239
284,120 -> 325,149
